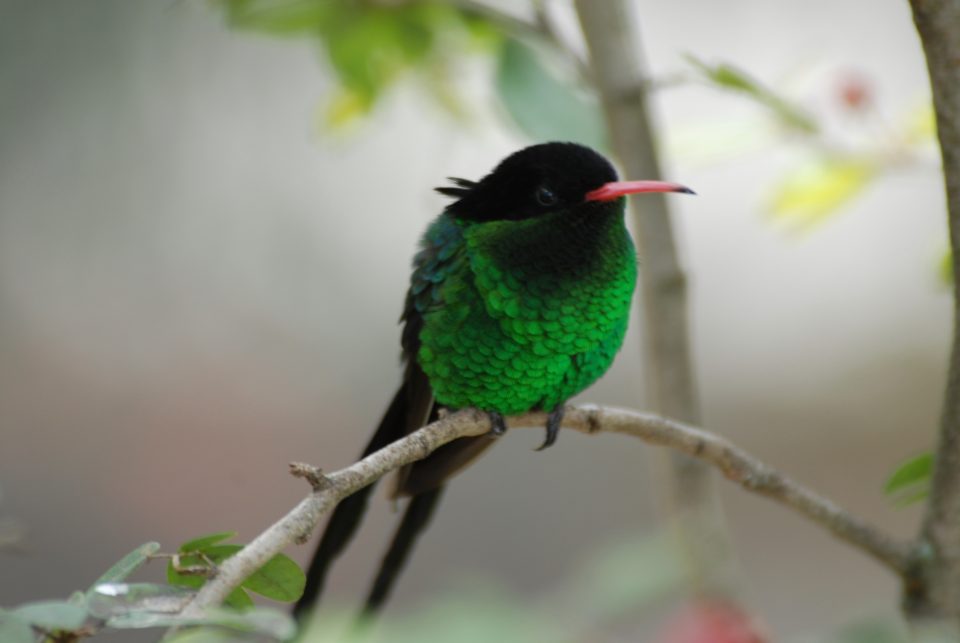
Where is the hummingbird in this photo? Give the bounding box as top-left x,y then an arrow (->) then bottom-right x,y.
293,141 -> 693,621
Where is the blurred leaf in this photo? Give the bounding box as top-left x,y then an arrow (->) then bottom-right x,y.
579,535 -> 685,619
387,582 -> 561,643
0,612 -> 34,643
885,452 -> 932,507
890,486 -> 930,507
768,157 -> 876,227
221,0 -> 330,35
168,544 -> 242,586
905,102 -> 937,144
829,619 -> 909,643
115,606 -> 295,639
686,55 -> 818,134
92,542 -> 161,588
939,249 -> 952,286
240,553 -> 305,603
324,88 -> 374,128
162,629 -> 237,643
495,37 -> 606,150
218,0 -> 500,126
13,600 -> 87,631
225,587 -> 256,610
885,452 -> 933,494
88,583 -> 193,620
179,533 -> 236,553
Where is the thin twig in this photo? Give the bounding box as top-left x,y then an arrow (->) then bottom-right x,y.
180,405 -> 910,615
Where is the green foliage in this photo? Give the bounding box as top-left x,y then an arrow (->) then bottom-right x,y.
940,249 -> 953,285
686,55 -> 818,134
0,539 -> 298,641
0,611 -> 34,643
0,543 -> 164,640
884,452 -> 933,507
167,532 -> 306,609
218,0 -> 499,126
216,0 -> 609,143
93,541 -> 161,586
495,37 -> 606,149
684,55 -> 938,236
12,600 -> 87,631
178,531 -> 237,552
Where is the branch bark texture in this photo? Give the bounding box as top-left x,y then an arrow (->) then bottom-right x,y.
181,406 -> 910,615
574,0 -> 736,596
908,0 -> 960,627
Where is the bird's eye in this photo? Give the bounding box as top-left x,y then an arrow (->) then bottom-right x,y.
535,186 -> 558,206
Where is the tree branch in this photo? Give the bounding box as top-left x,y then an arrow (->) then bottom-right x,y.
907,0 -> 960,626
180,405 -> 911,615
574,0 -> 738,597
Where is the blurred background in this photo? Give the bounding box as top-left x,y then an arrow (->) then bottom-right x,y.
0,0 -> 948,640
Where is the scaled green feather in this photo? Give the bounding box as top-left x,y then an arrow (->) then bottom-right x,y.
414,204 -> 636,414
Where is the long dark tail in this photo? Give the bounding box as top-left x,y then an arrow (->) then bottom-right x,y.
292,385 -> 410,622
295,363 -> 496,623
362,486 -> 445,615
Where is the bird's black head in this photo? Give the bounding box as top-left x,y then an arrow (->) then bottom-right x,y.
436,142 -> 692,223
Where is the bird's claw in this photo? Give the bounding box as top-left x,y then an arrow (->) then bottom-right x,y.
487,412 -> 507,437
535,406 -> 565,451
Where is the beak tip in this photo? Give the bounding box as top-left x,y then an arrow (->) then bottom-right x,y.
677,186 -> 696,196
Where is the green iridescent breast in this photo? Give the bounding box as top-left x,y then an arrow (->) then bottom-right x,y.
411,206 -> 636,414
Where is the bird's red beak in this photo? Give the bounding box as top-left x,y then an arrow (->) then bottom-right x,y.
585,180 -> 695,202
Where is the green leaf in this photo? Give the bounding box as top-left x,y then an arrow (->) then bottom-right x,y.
768,157 -> 877,227
495,37 -> 606,150
891,486 -> 929,508
224,587 -> 256,611
168,544 -> 245,590
218,1 -> 500,128
92,542 -> 161,588
13,600 -> 87,631
885,452 -> 933,507
0,612 -> 35,643
885,452 -> 933,494
686,55 -> 818,134
179,532 -> 237,553
240,553 -> 305,602
939,249 -> 953,286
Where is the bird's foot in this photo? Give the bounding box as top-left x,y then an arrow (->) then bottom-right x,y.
487,411 -> 507,437
535,406 -> 565,451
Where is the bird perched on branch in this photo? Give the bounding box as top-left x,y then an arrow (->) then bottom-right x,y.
293,141 -> 693,621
